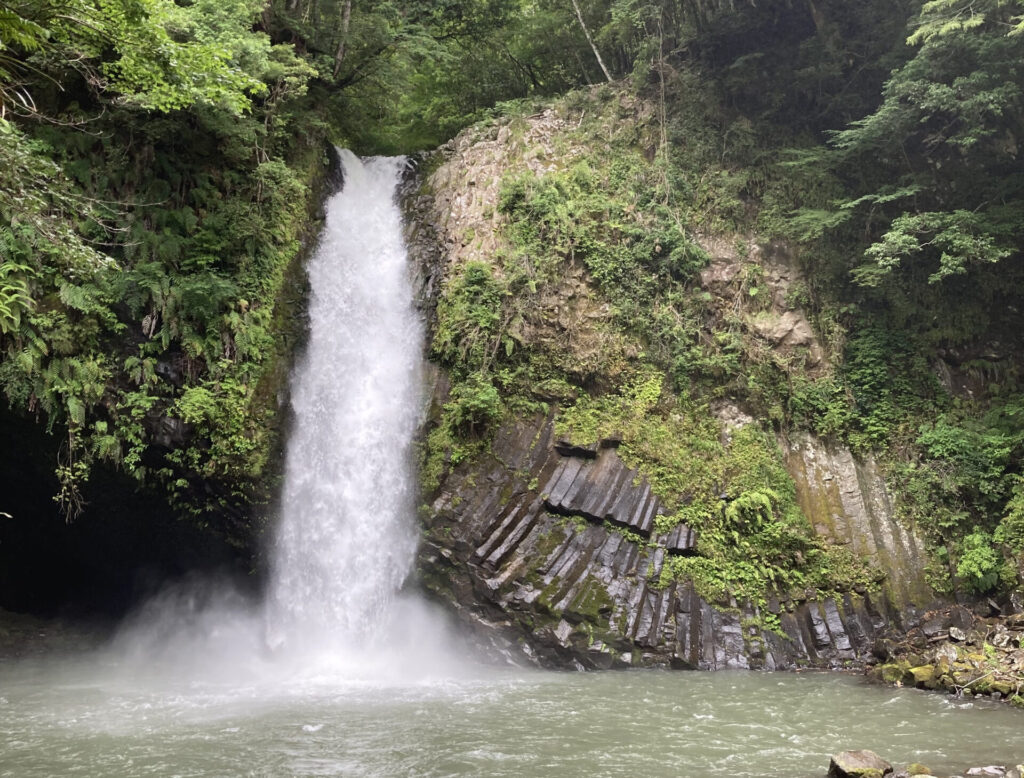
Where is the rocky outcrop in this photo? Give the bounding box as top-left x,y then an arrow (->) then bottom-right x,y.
784,432 -> 934,612
408,93 -> 949,671
419,413 -> 913,670
698,236 -> 825,370
869,606 -> 1024,706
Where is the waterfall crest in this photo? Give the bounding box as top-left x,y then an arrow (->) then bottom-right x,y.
266,150 -> 423,653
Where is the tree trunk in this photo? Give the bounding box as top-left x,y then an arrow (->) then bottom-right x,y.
569,0 -> 613,83
332,0 -> 353,79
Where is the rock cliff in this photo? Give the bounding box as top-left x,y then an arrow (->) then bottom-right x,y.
419,412 -> 924,669
408,88 -> 945,670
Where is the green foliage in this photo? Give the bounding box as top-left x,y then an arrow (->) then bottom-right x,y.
445,372 -> 503,435
787,376 -> 854,439
956,527 -> 1003,593
788,0 -> 1024,328
95,0 -> 269,113
555,366 -> 876,609
996,477 -> 1024,554
433,261 -> 507,373
0,0 -> 332,522
841,325 -> 939,449
891,398 -> 1024,541
855,210 -> 1012,287
494,126 -> 712,380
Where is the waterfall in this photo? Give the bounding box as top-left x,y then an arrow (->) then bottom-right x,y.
265,150 -> 423,653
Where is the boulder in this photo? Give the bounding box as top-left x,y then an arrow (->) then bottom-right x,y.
828,750 -> 894,778
907,664 -> 939,689
934,643 -> 958,664
991,628 -> 1012,648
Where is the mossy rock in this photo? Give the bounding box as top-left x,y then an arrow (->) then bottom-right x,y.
969,678 -> 992,694
907,764 -> 933,776
827,749 -> 893,778
907,665 -> 939,689
990,680 -> 1014,696
877,662 -> 908,684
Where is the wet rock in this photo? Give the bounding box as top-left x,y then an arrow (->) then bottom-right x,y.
923,615 -> 949,638
152,415 -> 191,450
420,412 -> 908,670
663,524 -> 697,555
784,432 -> 933,613
541,444 -> 675,537
950,605 -> 976,632
828,750 -> 893,778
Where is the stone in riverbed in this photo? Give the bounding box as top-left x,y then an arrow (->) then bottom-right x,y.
907,764 -> 933,776
874,662 -> 907,684
828,750 -> 894,778
907,664 -> 939,689
990,680 -> 1014,696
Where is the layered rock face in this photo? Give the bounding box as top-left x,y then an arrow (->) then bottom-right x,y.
785,433 -> 933,612
410,92 -> 942,670
419,413 -> 920,670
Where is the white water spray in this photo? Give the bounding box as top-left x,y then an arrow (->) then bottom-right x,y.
265,151 -> 424,653
105,150 -> 460,682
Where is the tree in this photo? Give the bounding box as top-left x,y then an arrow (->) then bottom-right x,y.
791,0 -> 1024,306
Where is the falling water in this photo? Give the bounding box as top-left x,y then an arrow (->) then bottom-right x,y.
265,150 -> 423,653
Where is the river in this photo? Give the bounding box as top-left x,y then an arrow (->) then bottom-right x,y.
0,654 -> 1020,777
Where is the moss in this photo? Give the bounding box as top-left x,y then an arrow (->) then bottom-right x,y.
521,522 -> 571,591
876,662 -> 909,684
556,366 -> 876,618
908,665 -> 938,688
566,578 -> 615,625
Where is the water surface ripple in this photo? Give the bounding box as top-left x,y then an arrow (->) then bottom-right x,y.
1,664 -> 1021,777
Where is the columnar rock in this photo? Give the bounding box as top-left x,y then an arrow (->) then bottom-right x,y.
418,414 -> 903,670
